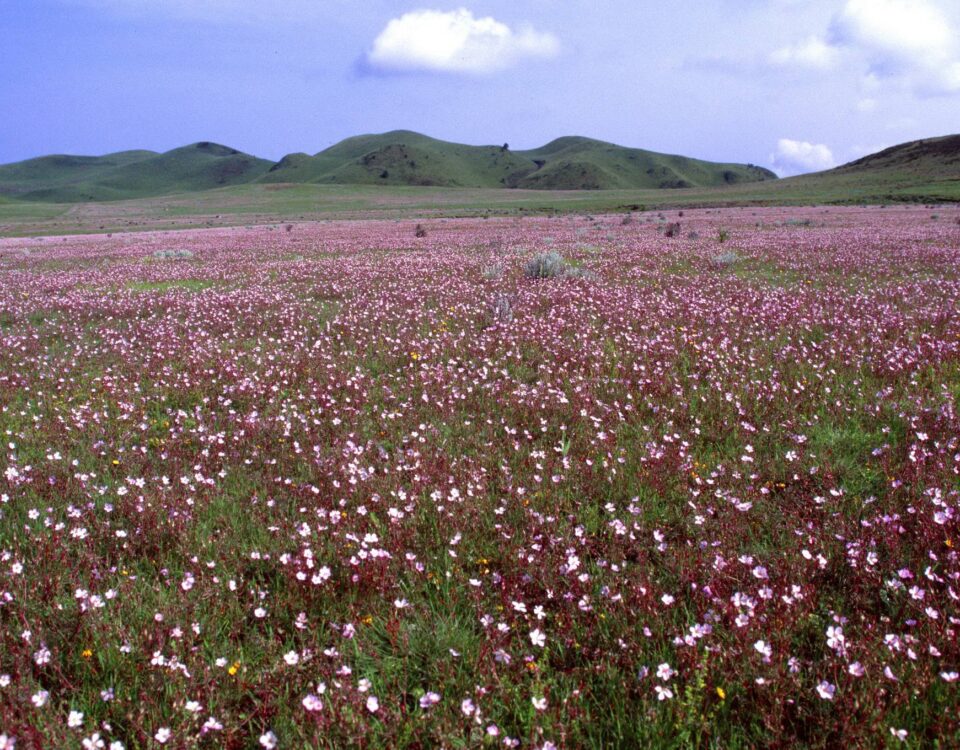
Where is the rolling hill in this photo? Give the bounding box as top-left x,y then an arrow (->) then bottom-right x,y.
0,143 -> 273,202
830,134 -> 960,179
514,136 -> 777,190
261,130 -> 777,190
0,131 -> 776,201
743,134 -> 960,204
3,132 -> 957,211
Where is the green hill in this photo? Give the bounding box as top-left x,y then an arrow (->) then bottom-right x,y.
6,132 -> 959,207
261,130 -> 776,190
514,136 -> 776,190
0,143 -> 272,202
0,132 -> 776,200
261,130 -> 556,188
0,150 -> 158,198
832,134 -> 960,178
743,134 -> 960,204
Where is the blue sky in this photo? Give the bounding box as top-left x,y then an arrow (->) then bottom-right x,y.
1,0 -> 958,174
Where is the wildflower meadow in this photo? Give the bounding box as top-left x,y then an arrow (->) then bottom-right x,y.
0,205 -> 958,748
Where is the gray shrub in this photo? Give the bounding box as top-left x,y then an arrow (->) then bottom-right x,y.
525,251 -> 567,279
710,251 -> 739,269
524,252 -> 593,280
152,249 -> 194,260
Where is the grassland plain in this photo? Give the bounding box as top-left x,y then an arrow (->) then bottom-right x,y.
0,181 -> 957,241
0,206 -> 959,749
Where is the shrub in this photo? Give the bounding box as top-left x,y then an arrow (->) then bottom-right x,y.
152,249 -> 194,260
621,214 -> 633,226
710,251 -> 739,269
664,222 -> 681,238
525,251 -> 567,279
717,228 -> 729,244
523,252 -> 593,280
687,231 -> 700,240
415,224 -> 427,238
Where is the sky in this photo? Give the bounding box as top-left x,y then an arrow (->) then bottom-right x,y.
1,0 -> 959,175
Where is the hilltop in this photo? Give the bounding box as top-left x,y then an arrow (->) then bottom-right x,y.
833,134 -> 960,178
745,134 -> 960,205
0,143 -> 273,202
261,130 -> 777,190
0,131 -> 776,202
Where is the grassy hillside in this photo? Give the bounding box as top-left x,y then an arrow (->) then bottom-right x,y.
262,130 -> 535,187
780,134 -> 960,201
261,130 -> 776,190
514,136 -> 776,189
1,134 -> 957,230
833,134 -> 960,178
0,131 -> 777,200
0,143 -> 272,202
0,150 -> 157,198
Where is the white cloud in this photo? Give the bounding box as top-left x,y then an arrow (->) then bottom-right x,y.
770,0 -> 960,96
830,0 -> 953,71
364,8 -> 559,74
769,37 -> 839,71
772,139 -> 836,176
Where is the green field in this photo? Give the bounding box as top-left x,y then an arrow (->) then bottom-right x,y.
0,179 -> 956,239
0,133 -> 957,238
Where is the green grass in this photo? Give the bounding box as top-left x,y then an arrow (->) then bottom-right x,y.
0,133 -> 957,237
125,279 -> 218,293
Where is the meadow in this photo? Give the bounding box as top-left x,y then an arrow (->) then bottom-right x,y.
0,205 -> 959,748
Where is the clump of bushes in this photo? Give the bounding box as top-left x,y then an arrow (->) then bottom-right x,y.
710,251 -> 739,269
525,251 -> 566,278
524,252 -> 591,280
152,249 -> 194,260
